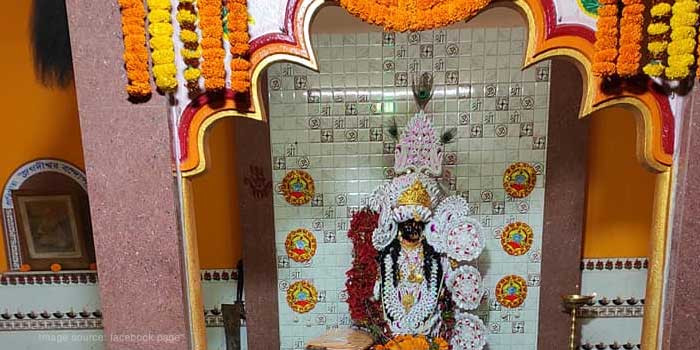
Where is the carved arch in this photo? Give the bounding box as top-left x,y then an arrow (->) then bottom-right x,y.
178,0 -> 673,177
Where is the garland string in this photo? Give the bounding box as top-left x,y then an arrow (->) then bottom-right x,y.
644,0 -> 673,78
199,0 -> 226,91
593,0 -> 620,78
118,0 -> 151,98
227,0 -> 251,93
339,0 -> 493,32
177,0 -> 202,93
147,0 -> 177,92
665,0 -> 699,79
617,0 -> 645,77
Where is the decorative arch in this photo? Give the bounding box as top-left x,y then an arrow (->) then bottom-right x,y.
177,0 -> 674,177
176,1 -> 673,348
2,159 -> 87,270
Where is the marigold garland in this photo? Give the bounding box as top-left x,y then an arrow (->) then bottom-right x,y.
147,0 -> 177,92
644,0 -> 674,78
118,0 -> 151,98
339,0 -> 493,32
617,0 -> 645,76
177,0 -> 202,93
665,0 -> 698,79
593,0 -> 620,77
373,335 -> 449,350
227,0 -> 251,93
199,0 -> 226,91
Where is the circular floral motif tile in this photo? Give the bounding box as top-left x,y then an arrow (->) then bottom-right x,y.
280,170 -> 315,206
503,162 -> 537,198
500,222 -> 534,256
287,280 -> 318,313
285,228 -> 317,263
495,275 -> 528,308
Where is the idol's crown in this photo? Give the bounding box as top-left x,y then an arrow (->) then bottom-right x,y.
397,180 -> 432,208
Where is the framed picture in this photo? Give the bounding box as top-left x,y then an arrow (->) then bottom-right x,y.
11,190 -> 92,270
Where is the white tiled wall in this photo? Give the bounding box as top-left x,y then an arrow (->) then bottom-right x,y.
267,27 -> 551,350
579,259 -> 648,347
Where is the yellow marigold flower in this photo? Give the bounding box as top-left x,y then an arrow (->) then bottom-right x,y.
184,67 -> 201,81
151,50 -> 175,64
668,53 -> 695,67
147,9 -> 170,23
665,65 -> 690,79
153,63 -> 177,78
147,0 -> 171,10
643,62 -> 665,77
672,1 -> 699,14
670,13 -> 699,28
149,22 -> 173,37
671,26 -> 696,41
647,23 -> 670,35
651,3 -> 672,17
647,41 -> 668,54
180,29 -> 199,43
667,39 -> 696,55
177,9 -> 197,23
150,36 -> 174,50
181,47 -> 202,59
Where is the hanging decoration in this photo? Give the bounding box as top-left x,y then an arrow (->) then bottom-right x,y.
287,280 -> 318,313
665,0 -> 699,80
592,0 -> 620,77
177,0 -> 202,93
643,1 -> 672,78
345,209 -> 385,328
147,0 -> 177,92
118,0 -> 151,98
339,0 -> 493,32
227,0 -> 251,92
617,0 -> 645,76
285,228 -> 317,263
199,0 -> 226,91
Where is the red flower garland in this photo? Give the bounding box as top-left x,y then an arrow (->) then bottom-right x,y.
345,209 -> 386,333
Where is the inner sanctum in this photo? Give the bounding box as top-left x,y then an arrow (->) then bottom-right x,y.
1,0 -> 697,350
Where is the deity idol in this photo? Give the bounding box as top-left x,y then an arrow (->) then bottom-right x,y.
346,73 -> 487,350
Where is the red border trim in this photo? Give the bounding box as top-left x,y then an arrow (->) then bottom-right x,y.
178,89 -> 236,162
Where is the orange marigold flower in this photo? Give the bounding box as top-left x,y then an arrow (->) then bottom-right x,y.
593,62 -> 617,76
231,58 -> 250,71
50,263 -> 62,272
597,5 -> 618,17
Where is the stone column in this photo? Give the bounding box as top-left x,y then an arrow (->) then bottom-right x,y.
65,2 -> 190,349
537,59 -> 589,349
660,87 -> 700,349
233,117 -> 281,350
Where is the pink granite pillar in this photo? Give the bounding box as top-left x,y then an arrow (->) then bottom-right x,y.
660,87 -> 700,349
537,59 -> 588,349
65,2 -> 190,349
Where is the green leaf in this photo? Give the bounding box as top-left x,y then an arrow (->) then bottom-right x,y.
579,0 -> 600,16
